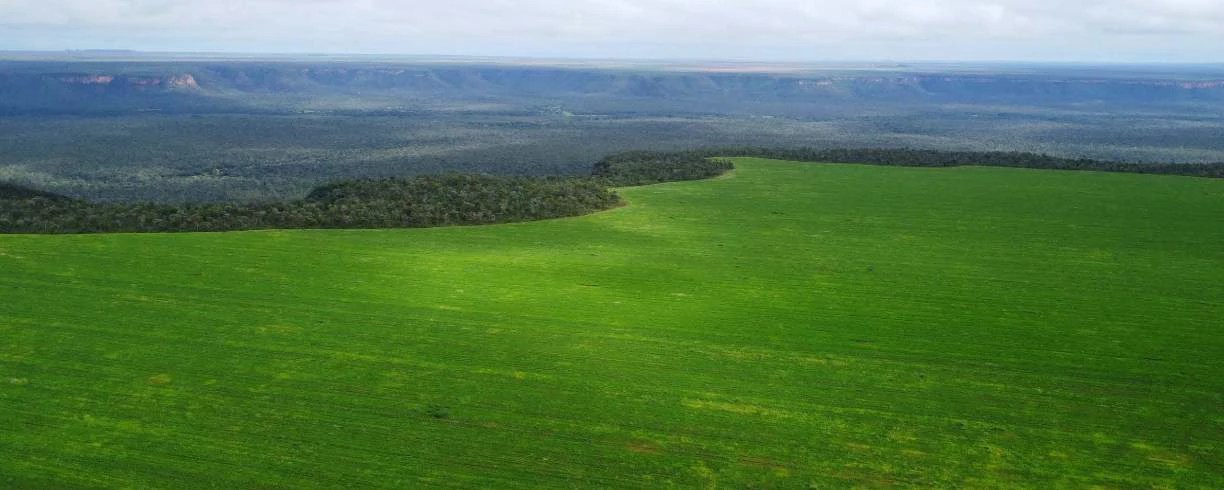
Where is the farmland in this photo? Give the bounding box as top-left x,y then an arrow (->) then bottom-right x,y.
2,158 -> 1222,487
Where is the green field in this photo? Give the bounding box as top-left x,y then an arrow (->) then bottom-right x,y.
2,158 -> 1222,487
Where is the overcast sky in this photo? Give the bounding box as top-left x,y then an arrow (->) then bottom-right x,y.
1,0 -> 1222,62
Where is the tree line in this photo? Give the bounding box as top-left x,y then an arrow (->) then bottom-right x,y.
592,152 -> 735,186
5,147 -> 1221,234
0,175 -> 621,234
688,147 -> 1224,179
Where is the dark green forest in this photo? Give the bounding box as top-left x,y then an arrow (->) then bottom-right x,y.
0,175 -> 620,234
0,182 -> 69,200
0,152 -> 734,234
593,152 -> 735,186
695,148 -> 1224,178
0,151 -> 740,234
4,149 -> 1221,234
7,113 -> 1224,203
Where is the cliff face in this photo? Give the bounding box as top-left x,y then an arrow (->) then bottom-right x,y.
56,74 -> 115,85
53,73 -> 198,90
3,62 -> 1223,114
190,66 -> 1224,101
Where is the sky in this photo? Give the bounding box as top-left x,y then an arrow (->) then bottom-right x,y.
1,0 -> 1222,62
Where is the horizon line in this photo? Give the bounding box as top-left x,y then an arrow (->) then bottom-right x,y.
2,49 -> 1223,67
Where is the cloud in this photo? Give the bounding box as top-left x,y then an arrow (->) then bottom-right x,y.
0,0 -> 1222,61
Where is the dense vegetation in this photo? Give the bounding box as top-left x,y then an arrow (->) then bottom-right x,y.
4,61 -> 1224,202
6,112 -> 1224,203
8,145 -> 1224,234
3,159 -> 1221,487
592,152 -> 734,186
0,150 -> 751,234
0,175 -> 620,234
0,182 -> 68,200
697,147 -> 1224,178
593,148 -> 1224,181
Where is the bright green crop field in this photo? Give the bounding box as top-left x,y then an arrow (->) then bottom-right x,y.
2,158 -> 1223,488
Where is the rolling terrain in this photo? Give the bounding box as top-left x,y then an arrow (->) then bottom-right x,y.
2,159 -> 1222,487
3,58 -> 1224,202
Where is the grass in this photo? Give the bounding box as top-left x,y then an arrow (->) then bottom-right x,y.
1,158 -> 1222,488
